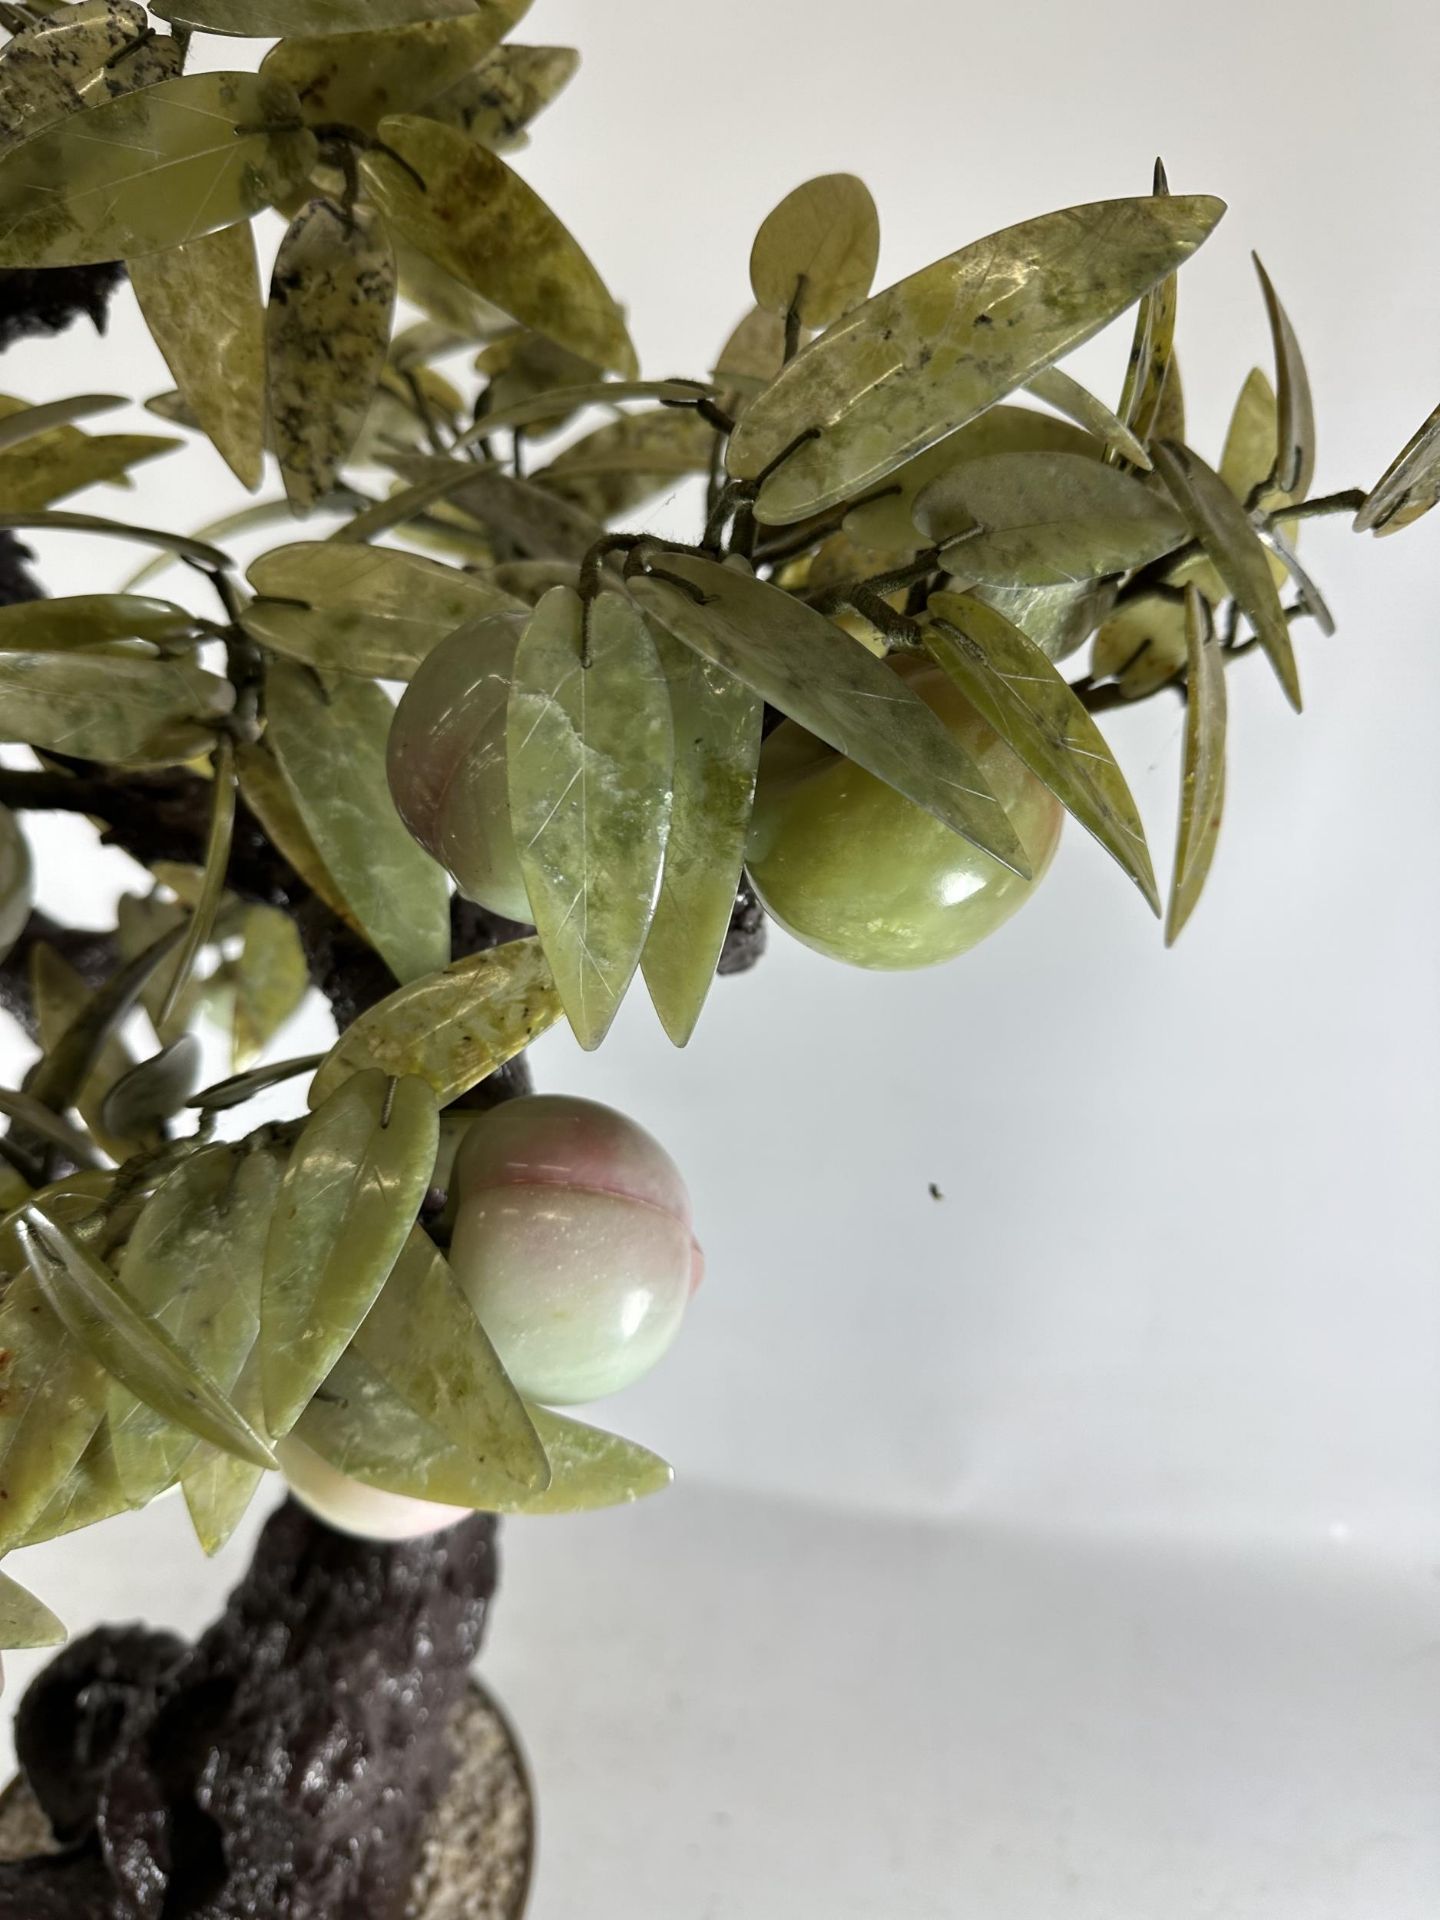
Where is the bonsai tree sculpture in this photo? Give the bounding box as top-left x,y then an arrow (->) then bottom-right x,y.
0,0 -> 1432,1911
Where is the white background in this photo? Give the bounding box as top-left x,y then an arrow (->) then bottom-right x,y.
3,2 -> 1439,1915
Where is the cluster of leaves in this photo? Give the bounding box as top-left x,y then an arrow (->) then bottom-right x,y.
0,0 -> 1433,1651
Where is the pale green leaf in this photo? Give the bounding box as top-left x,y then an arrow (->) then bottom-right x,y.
260,3 -> 528,129
235,739 -> 365,938
27,924 -> 185,1127
0,392 -> 124,452
1167,586 -> 1228,944
1026,365 -> 1151,468
0,507 -> 230,572
421,41 -> 578,150
1252,253 -> 1315,498
749,172 -> 880,331
0,1257 -> 107,1552
30,941 -> 152,1163
156,0 -> 485,30
1112,161 -> 1179,455
0,1569 -> 65,1649
538,406 -> 715,522
1090,591 -> 1188,699
188,1052 -> 324,1114
16,1421 -> 136,1549
0,593 -> 201,652
231,905 -> 310,1068
0,393 -> 178,511
520,1405 -> 673,1513
368,452 -> 602,561
971,578 -> 1116,666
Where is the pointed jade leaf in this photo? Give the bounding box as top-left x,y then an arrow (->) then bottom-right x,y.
268,199 -> 397,513
1252,254 -> 1315,498
915,450 -> 1187,587
30,941 -> 152,1164
0,593 -> 201,652
749,173 -> 880,331
309,935 -> 560,1107
231,905 -> 310,1068
1026,366 -> 1151,468
0,803 -> 31,963
376,452 -> 602,562
0,651 -> 233,766
0,1569 -> 65,1649
265,662 -> 451,984
1151,440 -> 1300,711
1112,162 -> 1178,452
108,1143 -> 283,1504
974,578 -> 1116,667
0,72 -> 318,268
1354,402 -> 1440,536
181,1424 -> 269,1555
130,224 -> 266,492
261,1069 -> 438,1436
508,587 -> 674,1050
235,740 -> 364,937
629,555 -> 1029,876
188,1052 -> 324,1114
539,407 -> 715,522
156,0 -> 485,30
422,41 -> 578,151
352,1226 -> 548,1490
1167,586 -> 1228,944
727,193 -> 1225,523
0,393 -> 124,453
1090,591 -> 1189,700
16,1206 -> 278,1470
364,114 -> 637,377
0,1 -> 162,158
0,1257 -> 107,1552
245,540 -> 523,680
925,589 -> 1158,912
640,627 -> 763,1047
0,397 -> 179,512
16,1420 -> 136,1550
519,1405 -> 673,1513
98,1033 -> 203,1139
261,3 -> 529,130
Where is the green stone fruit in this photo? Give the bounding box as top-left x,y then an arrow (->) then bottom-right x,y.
746,659 -> 1062,969
450,1094 -> 702,1407
386,609 -> 532,923
277,1433 -> 470,1542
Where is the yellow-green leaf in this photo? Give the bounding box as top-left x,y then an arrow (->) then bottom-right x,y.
629,554 -> 1029,876
130,223 -> 266,492
309,935 -> 559,1107
0,392 -> 124,452
16,1421 -> 135,1550
1151,439 -> 1300,711
421,41 -> 577,150
641,629 -> 763,1047
1354,402 -> 1440,536
1166,586 -> 1227,944
1026,365 -> 1151,468
261,2 -> 528,129
508,586 -> 673,1050
231,905 -> 310,1069
379,451 -> 602,561
261,1068 -> 439,1436
235,739 -> 363,937
0,1569 -> 65,1649
538,406 -> 715,522
0,802 -> 32,963
0,72 -> 318,268
0,394 -> 178,511
0,592 -> 201,652
30,941 -> 151,1162
1090,591 -> 1188,700
156,0 -> 484,30
0,1256 -> 107,1552
749,172 -> 880,331
1112,160 -> 1179,455
727,193 -> 1226,524
1252,254 -> 1315,499
364,113 -> 637,377
925,589 -> 1158,912
520,1405 -> 672,1513
265,662 -> 451,984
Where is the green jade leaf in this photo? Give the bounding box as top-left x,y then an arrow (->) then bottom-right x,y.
1166,585 -> 1228,944
749,172 -> 880,330
0,1569 -> 65,1649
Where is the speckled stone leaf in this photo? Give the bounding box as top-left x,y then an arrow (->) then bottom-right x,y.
245,539 -> 522,679
727,194 -> 1225,523
0,0 -> 165,157
353,1227 -> 548,1490
640,627 -> 763,1047
16,1206 -> 278,1470
1252,254 -> 1315,498
265,662 -> 450,984
915,450 -> 1187,587
1167,587 -> 1227,944
0,651 -> 233,766
0,803 -> 31,962
1090,591 -> 1188,699
0,392 -> 124,452
0,1258 -> 107,1552
365,114 -> 637,377
1354,403 -> 1440,535
0,592 -> 200,652
261,3 -> 528,129
630,555 -> 1029,875
98,1033 -> 202,1139
926,589 -> 1158,912
1151,440 -> 1300,711
16,1420 -> 135,1549
262,1069 -> 438,1436
422,41 -> 578,150
509,587 -> 674,1050
309,935 -> 559,1107
0,1569 -> 65,1649
268,200 -> 396,513
130,223 -> 266,491
231,905 -> 310,1068
0,72 -> 318,268
156,0 -> 484,28
381,453 -> 602,563
1026,366 -> 1151,468
539,407 -> 715,522
107,1143 -> 283,1503
843,403 -> 1097,552
235,740 -> 364,937
749,172 -> 880,330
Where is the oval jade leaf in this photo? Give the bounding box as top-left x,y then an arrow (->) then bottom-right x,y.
0,1570 -> 65,1650
378,452 -> 602,562
130,223 -> 266,492
1252,254 -> 1315,499
107,1142 -> 283,1504
363,114 -> 637,377
422,41 -> 578,151
265,661 -> 451,984
15,1422 -> 134,1550
508,587 -> 674,1051
0,652 -> 234,766
915,450 -> 1188,587
261,3 -> 528,129
261,1069 -> 438,1437
15,1205 -> 278,1470
0,802 -> 32,963
628,555 -> 1029,876
245,540 -> 523,680
0,593 -> 201,652
351,1226 -> 549,1491
235,739 -> 364,938
727,193 -> 1226,524
231,905 -> 310,1069
1025,365 -> 1151,469
640,628 -> 763,1047
0,72 -> 318,268
925,589 -> 1159,912
1151,440 -> 1301,711
309,935 -> 560,1107
268,199 -> 397,514
1166,586 -> 1228,945
0,1256 -> 107,1552
155,0 -> 486,29
1354,402 -> 1440,536
749,173 -> 880,331
1090,591 -> 1188,700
